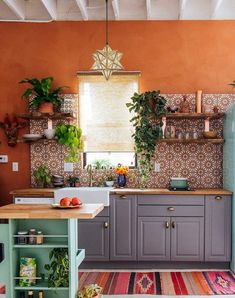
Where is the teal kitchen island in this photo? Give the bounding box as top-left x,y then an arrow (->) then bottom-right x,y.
0,203 -> 104,298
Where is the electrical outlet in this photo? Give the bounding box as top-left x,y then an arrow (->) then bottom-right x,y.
12,162 -> 19,172
154,162 -> 160,172
64,162 -> 73,172
0,155 -> 8,163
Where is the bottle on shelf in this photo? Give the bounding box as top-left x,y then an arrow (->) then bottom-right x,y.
29,229 -> 37,245
38,290 -> 44,298
27,290 -> 34,298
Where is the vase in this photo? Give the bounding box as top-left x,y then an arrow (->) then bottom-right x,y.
117,174 -> 126,188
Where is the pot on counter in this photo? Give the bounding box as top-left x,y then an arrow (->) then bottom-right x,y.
169,177 -> 189,190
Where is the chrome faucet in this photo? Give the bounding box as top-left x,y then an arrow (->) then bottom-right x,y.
86,164 -> 93,187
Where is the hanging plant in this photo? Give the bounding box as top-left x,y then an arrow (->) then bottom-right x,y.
55,123 -> 83,162
126,90 -> 166,187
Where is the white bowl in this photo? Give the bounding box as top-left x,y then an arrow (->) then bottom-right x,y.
44,129 -> 55,140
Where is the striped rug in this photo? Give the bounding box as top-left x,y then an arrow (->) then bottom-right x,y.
79,271 -> 235,295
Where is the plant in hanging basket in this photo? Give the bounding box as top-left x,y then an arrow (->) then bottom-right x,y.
19,77 -> 68,113
55,123 -> 83,162
126,90 -> 166,187
77,284 -> 102,298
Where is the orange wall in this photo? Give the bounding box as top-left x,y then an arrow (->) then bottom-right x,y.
0,20 -> 235,204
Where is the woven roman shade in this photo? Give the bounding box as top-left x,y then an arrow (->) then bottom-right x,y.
78,74 -> 139,152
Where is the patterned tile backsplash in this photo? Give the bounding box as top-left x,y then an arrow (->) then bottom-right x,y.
30,93 -> 235,189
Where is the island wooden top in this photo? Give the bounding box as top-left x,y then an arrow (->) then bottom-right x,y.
0,204 -> 104,219
10,188 -> 55,197
110,188 -> 232,195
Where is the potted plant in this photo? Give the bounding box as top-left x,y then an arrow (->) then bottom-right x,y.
43,248 -> 69,288
105,175 -> 115,187
67,175 -> 80,187
126,90 -> 166,187
55,123 -> 83,162
19,77 -> 68,113
33,165 -> 51,188
78,284 -> 102,298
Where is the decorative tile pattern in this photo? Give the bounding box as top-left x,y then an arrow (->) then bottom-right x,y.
30,93 -> 235,189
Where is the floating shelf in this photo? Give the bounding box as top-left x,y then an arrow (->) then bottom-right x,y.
13,243 -> 68,248
159,138 -> 224,144
17,112 -> 75,120
18,138 -> 57,144
165,112 -> 225,119
14,279 -> 69,291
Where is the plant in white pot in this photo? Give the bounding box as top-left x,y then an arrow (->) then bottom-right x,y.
105,175 -> 115,187
77,284 -> 102,298
19,77 -> 68,113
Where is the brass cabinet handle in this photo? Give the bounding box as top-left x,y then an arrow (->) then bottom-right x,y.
165,221 -> 170,229
168,207 -> 175,212
104,222 -> 109,228
215,196 -> 222,200
120,195 -> 127,199
172,221 -> 175,229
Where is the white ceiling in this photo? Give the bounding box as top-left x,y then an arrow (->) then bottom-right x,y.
0,0 -> 235,22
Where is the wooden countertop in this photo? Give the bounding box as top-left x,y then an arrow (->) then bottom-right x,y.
10,188 -> 55,197
0,204 -> 104,219
110,188 -> 232,195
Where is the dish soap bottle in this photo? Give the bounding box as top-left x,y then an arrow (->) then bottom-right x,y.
38,290 -> 44,298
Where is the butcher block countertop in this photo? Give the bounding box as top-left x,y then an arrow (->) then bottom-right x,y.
0,204 -> 104,219
10,188 -> 232,197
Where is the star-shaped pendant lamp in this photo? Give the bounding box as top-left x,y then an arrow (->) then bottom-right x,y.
91,0 -> 124,80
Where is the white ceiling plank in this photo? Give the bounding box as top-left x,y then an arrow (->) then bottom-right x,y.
146,0 -> 151,19
75,0 -> 88,20
41,0 -> 57,20
112,0 -> 120,20
179,0 -> 187,19
211,0 -> 224,19
2,0 -> 25,20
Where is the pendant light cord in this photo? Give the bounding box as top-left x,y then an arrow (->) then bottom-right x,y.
106,0 -> 108,45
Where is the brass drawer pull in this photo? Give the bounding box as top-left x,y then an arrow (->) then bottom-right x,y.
215,196 -> 222,200
168,207 -> 175,212
120,195 -> 127,199
165,221 -> 170,229
104,222 -> 109,228
172,221 -> 175,229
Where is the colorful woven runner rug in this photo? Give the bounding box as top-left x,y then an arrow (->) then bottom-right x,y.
79,271 -> 235,295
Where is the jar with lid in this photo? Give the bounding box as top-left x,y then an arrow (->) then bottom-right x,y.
27,291 -> 34,297
28,229 -> 37,245
17,231 -> 28,245
38,290 -> 44,298
36,231 -> 44,245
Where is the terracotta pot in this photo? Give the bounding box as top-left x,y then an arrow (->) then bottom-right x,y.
38,102 -> 54,113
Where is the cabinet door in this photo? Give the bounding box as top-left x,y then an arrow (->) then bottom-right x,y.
138,217 -> 171,261
110,195 -> 137,260
78,217 -> 109,261
171,217 -> 204,261
205,195 -> 231,262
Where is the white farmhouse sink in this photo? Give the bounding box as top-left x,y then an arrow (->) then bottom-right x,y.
54,187 -> 113,206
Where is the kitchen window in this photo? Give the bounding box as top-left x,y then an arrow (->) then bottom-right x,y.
78,72 -> 139,168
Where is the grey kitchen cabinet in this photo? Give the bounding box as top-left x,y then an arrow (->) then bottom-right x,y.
78,208 -> 109,261
171,217 -> 204,261
110,195 -> 137,260
205,195 -> 231,262
138,217 -> 171,261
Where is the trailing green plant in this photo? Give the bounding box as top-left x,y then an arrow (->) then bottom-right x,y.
77,284 -> 102,298
44,248 -> 69,288
55,123 -> 83,162
19,77 -> 67,108
33,165 -> 51,188
126,90 -> 166,186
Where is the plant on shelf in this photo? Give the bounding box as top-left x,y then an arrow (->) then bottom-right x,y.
19,77 -> 68,113
126,90 -> 166,187
44,248 -> 69,288
55,123 -> 83,162
33,165 -> 51,188
78,284 -> 102,298
67,175 -> 80,187
91,159 -> 112,170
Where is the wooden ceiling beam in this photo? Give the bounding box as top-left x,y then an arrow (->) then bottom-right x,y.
211,0 -> 224,19
41,0 -> 57,20
75,0 -> 88,20
112,0 -> 120,20
146,0 -> 151,19
179,0 -> 187,19
2,0 -> 25,19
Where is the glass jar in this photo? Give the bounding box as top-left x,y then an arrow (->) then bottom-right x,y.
27,291 -> 34,298
17,231 -> 28,245
29,229 -> 37,245
36,231 -> 44,245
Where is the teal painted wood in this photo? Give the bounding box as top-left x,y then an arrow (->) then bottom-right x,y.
223,103 -> 235,272
68,219 -> 78,298
0,223 -> 11,298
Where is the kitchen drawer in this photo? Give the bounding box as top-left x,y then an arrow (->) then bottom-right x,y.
138,195 -> 204,206
138,205 -> 204,217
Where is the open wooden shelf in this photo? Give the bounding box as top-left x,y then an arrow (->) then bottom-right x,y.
159,138 -> 224,144
18,138 -> 57,144
165,112 -> 225,119
17,112 -> 75,120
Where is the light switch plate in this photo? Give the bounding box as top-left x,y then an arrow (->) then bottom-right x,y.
12,162 -> 19,172
64,162 -> 73,172
154,162 -> 160,172
0,155 -> 8,163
